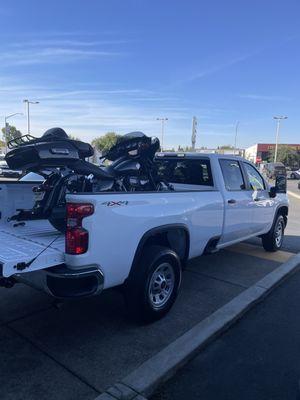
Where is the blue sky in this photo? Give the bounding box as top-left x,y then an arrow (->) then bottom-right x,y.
0,0 -> 299,149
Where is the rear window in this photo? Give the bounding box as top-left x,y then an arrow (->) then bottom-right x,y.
155,158 -> 213,186
219,159 -> 245,191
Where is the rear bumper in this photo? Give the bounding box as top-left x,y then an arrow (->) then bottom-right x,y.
46,264 -> 104,298
13,264 -> 104,299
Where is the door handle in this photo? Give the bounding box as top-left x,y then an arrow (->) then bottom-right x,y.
228,199 -> 236,204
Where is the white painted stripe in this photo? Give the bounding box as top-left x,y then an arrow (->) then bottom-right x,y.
288,190 -> 300,200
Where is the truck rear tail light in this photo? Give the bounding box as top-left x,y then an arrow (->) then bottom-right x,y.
66,228 -> 89,255
66,203 -> 94,255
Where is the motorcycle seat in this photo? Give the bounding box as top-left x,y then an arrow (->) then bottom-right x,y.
71,160 -> 116,180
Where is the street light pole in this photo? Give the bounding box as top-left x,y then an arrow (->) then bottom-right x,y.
4,112 -> 23,153
156,117 -> 168,151
23,99 -> 39,135
273,116 -> 288,163
234,120 -> 240,155
25,100 -> 30,134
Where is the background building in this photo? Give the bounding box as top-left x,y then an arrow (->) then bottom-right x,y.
196,148 -> 245,156
245,143 -> 300,164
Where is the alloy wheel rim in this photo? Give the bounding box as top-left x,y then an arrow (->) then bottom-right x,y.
148,262 -> 175,309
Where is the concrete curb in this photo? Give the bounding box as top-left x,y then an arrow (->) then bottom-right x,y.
95,252 -> 300,400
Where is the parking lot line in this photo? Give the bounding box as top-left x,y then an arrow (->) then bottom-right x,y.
227,242 -> 294,263
288,190 -> 300,200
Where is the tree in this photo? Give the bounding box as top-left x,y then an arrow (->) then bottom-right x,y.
68,134 -> 80,141
92,132 -> 121,152
177,145 -> 193,152
1,125 -> 22,143
268,145 -> 300,167
0,139 -> 5,147
218,145 -> 234,150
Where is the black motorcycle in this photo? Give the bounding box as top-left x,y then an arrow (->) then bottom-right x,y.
5,128 -> 168,232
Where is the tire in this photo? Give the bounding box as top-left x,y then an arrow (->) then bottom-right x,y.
291,173 -> 295,179
262,214 -> 285,252
124,245 -> 182,323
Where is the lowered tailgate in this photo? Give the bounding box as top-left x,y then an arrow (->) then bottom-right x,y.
0,220 -> 65,277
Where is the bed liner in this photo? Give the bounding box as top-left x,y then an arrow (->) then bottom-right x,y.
0,220 -> 64,277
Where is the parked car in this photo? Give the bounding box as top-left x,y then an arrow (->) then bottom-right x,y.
260,162 -> 286,180
0,153 -> 288,322
0,160 -> 22,178
287,169 -> 300,179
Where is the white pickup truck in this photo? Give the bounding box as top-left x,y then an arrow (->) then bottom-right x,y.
0,153 -> 288,322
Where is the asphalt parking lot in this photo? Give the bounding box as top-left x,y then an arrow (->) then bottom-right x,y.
0,180 -> 299,400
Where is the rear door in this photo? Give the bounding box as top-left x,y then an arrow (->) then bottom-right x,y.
155,156 -> 224,256
218,159 -> 253,245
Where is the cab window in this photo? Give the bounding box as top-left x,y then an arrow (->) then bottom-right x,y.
219,159 -> 245,191
156,159 -> 213,186
244,163 -> 265,191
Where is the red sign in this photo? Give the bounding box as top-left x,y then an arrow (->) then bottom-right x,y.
257,143 -> 300,152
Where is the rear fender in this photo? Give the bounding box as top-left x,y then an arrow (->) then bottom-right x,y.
127,224 -> 190,282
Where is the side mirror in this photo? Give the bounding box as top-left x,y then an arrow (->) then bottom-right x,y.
270,175 -> 287,198
269,186 -> 277,198
269,175 -> 287,198
275,174 -> 287,193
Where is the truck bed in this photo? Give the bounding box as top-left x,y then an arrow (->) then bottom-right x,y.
0,220 -> 65,277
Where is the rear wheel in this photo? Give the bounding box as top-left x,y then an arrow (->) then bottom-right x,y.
291,173 -> 296,179
262,214 -> 285,252
124,245 -> 182,323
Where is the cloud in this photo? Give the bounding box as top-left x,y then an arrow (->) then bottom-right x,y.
190,55 -> 250,81
1,47 -> 124,66
172,54 -> 252,87
1,30 -> 117,38
0,34 -> 129,67
10,39 -> 131,48
0,79 -> 190,145
172,35 -> 299,88
37,89 -> 147,100
238,94 -> 291,101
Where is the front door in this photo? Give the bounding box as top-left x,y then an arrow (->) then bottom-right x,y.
218,159 -> 253,245
242,162 -> 275,234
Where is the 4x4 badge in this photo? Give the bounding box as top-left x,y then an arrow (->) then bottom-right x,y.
101,201 -> 128,207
